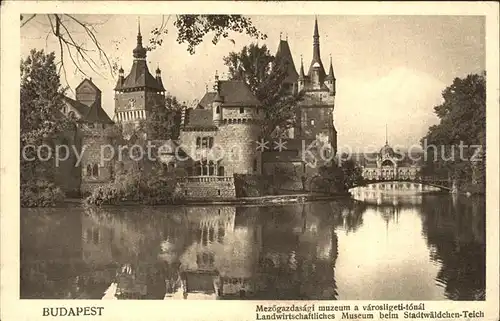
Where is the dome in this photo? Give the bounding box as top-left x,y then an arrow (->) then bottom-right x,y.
380,144 -> 394,156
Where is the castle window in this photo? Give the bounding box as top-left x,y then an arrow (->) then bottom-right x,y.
209,161 -> 215,176
196,137 -> 201,148
208,137 -> 214,148
218,189 -> 221,196
201,137 -> 208,148
86,164 -> 92,177
218,166 -> 224,176
216,105 -> 220,114
239,107 -> 244,114
253,158 -> 258,172
92,164 -> 99,177
185,190 -> 188,196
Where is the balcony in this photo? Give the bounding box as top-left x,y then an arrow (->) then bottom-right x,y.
181,176 -> 234,183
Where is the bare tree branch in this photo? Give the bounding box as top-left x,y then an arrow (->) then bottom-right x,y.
20,14 -> 37,28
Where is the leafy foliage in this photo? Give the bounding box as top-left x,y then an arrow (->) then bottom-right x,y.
139,95 -> 182,140
20,180 -> 65,207
85,143 -> 186,206
340,157 -> 365,190
170,15 -> 266,54
420,73 -> 486,193
20,50 -> 71,207
223,43 -> 303,136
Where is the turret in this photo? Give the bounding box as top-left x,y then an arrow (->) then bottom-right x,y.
212,71 -> 223,125
114,66 -> 124,91
155,66 -> 166,93
326,55 -> 336,96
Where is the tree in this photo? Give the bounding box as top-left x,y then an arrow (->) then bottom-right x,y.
420,72 -> 486,192
20,49 -> 70,206
21,14 -> 266,82
223,43 -> 303,136
340,158 -> 364,190
140,95 -> 182,140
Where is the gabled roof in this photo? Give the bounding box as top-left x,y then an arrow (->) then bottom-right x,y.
63,96 -> 90,117
75,78 -> 101,93
119,60 -> 164,92
275,40 -> 299,84
63,95 -> 113,124
198,92 -> 216,109
82,100 -> 114,124
198,80 -> 261,108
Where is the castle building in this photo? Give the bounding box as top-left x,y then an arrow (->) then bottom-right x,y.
114,22 -> 166,137
261,18 -> 338,191
61,78 -> 115,195
178,73 -> 264,199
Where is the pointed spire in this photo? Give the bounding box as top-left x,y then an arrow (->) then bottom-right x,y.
154,64 -> 165,92
214,70 -> 223,103
327,54 -> 335,80
133,17 -> 147,59
308,17 -> 326,81
314,16 -> 319,41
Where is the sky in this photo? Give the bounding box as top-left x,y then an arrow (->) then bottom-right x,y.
20,14 -> 485,150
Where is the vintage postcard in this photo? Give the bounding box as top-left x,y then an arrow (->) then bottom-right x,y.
1,1 -> 499,321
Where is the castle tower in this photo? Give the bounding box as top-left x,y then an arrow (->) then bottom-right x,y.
295,17 -> 337,157
114,20 -> 166,137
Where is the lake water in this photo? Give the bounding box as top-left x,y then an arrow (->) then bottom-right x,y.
20,190 -> 486,300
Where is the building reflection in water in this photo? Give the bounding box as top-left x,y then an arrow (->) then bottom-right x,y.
20,192 -> 485,301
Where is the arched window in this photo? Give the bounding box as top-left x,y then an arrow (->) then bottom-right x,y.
218,166 -> 224,176
216,105 -> 220,114
86,164 -> 92,177
202,161 -> 208,176
253,158 -> 258,172
92,164 -> 99,177
209,161 -> 215,176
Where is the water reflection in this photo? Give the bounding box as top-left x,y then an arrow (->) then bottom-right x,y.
20,192 -> 485,300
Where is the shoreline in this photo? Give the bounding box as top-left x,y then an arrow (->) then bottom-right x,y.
74,192 -> 352,207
